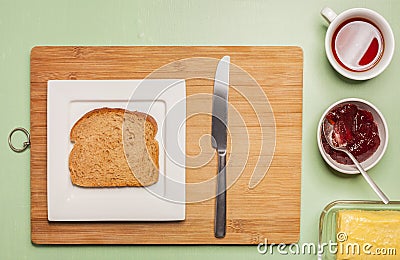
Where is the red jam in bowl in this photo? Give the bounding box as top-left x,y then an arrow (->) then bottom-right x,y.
321,103 -> 380,165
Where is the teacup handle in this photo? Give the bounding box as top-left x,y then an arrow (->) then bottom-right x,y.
321,7 -> 337,23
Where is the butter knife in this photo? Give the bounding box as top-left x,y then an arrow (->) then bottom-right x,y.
211,56 -> 230,238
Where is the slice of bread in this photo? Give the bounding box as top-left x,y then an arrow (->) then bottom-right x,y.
69,107 -> 159,187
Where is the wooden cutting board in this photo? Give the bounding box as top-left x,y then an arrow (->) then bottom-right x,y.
30,46 -> 302,244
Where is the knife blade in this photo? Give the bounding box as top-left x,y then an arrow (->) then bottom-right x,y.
211,56 -> 230,238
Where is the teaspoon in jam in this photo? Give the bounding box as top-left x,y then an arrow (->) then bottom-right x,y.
323,119 -> 389,204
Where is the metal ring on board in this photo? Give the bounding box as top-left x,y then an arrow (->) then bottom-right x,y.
8,127 -> 30,153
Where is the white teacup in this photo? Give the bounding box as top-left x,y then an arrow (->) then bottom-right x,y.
321,7 -> 395,80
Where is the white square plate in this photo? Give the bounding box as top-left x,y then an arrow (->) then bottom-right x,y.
47,79 -> 186,221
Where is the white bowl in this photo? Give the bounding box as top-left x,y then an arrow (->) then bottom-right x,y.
317,98 -> 388,174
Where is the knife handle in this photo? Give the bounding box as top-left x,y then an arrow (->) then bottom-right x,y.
215,151 -> 227,238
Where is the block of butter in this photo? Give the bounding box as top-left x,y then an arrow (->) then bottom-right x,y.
336,210 -> 400,259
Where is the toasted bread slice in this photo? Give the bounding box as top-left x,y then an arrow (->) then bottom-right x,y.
69,108 -> 159,187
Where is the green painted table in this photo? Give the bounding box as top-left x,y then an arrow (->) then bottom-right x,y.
1,0 -> 399,259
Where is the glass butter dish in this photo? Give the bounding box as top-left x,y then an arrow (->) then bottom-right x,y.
318,200 -> 400,260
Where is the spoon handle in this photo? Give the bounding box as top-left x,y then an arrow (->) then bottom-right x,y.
347,152 -> 390,204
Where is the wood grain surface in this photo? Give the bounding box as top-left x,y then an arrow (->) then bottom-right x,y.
30,46 -> 303,244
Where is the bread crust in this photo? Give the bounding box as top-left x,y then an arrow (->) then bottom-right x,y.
69,107 -> 159,187
70,107 -> 158,142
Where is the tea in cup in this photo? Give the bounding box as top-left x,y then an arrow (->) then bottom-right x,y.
321,7 -> 394,80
